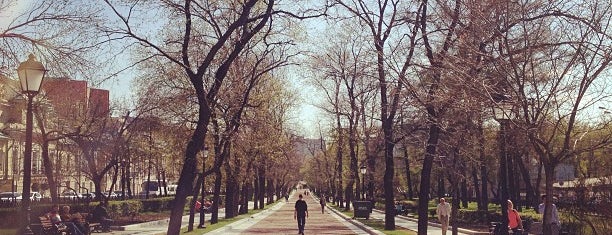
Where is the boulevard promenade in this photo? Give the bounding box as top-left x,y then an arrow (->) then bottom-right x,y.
98,191 -> 486,234
206,191 -> 370,235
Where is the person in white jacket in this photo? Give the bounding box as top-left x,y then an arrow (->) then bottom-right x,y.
436,198 -> 451,235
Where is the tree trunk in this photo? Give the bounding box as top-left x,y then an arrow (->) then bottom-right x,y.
535,162 -> 543,208
437,176 -> 445,198
417,123 -> 440,234
481,164 -> 489,211
253,176 -> 259,210
451,177 -> 460,235
542,163 -> 556,235
344,183 -> 353,210
239,181 -> 250,214
461,179 -> 468,208
126,161 -> 132,199
224,170 -> 237,219
167,141 -> 199,234
35,114 -> 58,203
211,170 -> 222,224
382,121 -> 396,230
41,140 -> 58,203
259,168 -> 265,208
266,178 -> 274,205
472,167 -> 481,210
187,173 -> 202,232
516,153 -> 535,209
404,147 -> 413,200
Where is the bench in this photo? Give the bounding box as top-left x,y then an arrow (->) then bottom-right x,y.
79,213 -> 102,233
38,216 -> 68,235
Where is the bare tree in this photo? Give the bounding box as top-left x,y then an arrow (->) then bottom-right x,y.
101,0 -> 326,232
330,0 -> 418,228
484,1 -> 612,233
1,0 -> 103,79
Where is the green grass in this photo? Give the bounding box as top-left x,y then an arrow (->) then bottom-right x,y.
181,200 -> 283,235
0,229 -> 17,234
179,210 -> 259,235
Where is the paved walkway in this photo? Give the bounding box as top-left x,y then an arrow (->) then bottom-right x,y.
95,192 -> 487,235
207,191 -> 369,235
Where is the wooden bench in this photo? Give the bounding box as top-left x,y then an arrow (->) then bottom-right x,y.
78,213 -> 102,233
38,216 -> 68,235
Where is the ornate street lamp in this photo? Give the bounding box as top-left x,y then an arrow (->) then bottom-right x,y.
17,54 -> 47,235
360,165 -> 367,200
198,147 -> 209,228
492,93 -> 513,235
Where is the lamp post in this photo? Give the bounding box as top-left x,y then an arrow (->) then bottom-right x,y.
360,166 -> 367,200
17,54 -> 47,235
492,94 -> 513,235
198,147 -> 209,228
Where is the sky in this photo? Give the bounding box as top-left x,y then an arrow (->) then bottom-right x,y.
1,0 -> 326,138
0,1 -> 28,28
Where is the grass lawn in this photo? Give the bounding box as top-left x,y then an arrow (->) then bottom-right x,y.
180,200 -> 283,235
0,229 -> 17,234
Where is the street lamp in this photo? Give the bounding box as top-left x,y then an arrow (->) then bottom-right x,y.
198,147 -> 209,228
492,93 -> 513,235
17,54 -> 47,235
360,166 -> 367,200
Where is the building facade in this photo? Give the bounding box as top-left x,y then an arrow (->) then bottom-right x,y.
0,75 -> 110,197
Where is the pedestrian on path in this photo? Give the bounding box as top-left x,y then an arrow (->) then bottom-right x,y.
319,195 -> 326,214
294,194 -> 308,234
436,197 -> 451,235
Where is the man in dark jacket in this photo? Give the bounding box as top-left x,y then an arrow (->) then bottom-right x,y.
92,201 -> 113,232
294,194 -> 308,234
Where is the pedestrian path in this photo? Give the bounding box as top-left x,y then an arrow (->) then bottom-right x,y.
96,193 -> 487,235
207,191 -> 369,235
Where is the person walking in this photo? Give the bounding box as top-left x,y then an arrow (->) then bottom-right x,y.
538,195 -> 560,235
294,194 -> 308,234
436,198 -> 451,235
319,195 -> 326,214
507,200 -> 523,234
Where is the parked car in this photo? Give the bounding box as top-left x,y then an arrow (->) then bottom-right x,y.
59,191 -> 80,200
30,192 -> 43,201
103,191 -> 117,199
80,192 -> 96,199
114,191 -> 131,198
0,192 -> 22,202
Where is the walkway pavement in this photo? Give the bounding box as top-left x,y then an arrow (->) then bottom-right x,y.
95,193 -> 487,235
207,192 -> 370,235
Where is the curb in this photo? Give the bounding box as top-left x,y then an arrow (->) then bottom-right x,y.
205,200 -> 287,234
323,202 -> 384,235
115,218 -> 170,231
373,209 -> 488,235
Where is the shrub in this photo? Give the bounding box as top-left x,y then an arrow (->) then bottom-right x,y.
141,197 -> 174,212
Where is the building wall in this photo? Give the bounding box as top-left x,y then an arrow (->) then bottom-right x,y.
88,88 -> 109,117
0,76 -> 111,196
